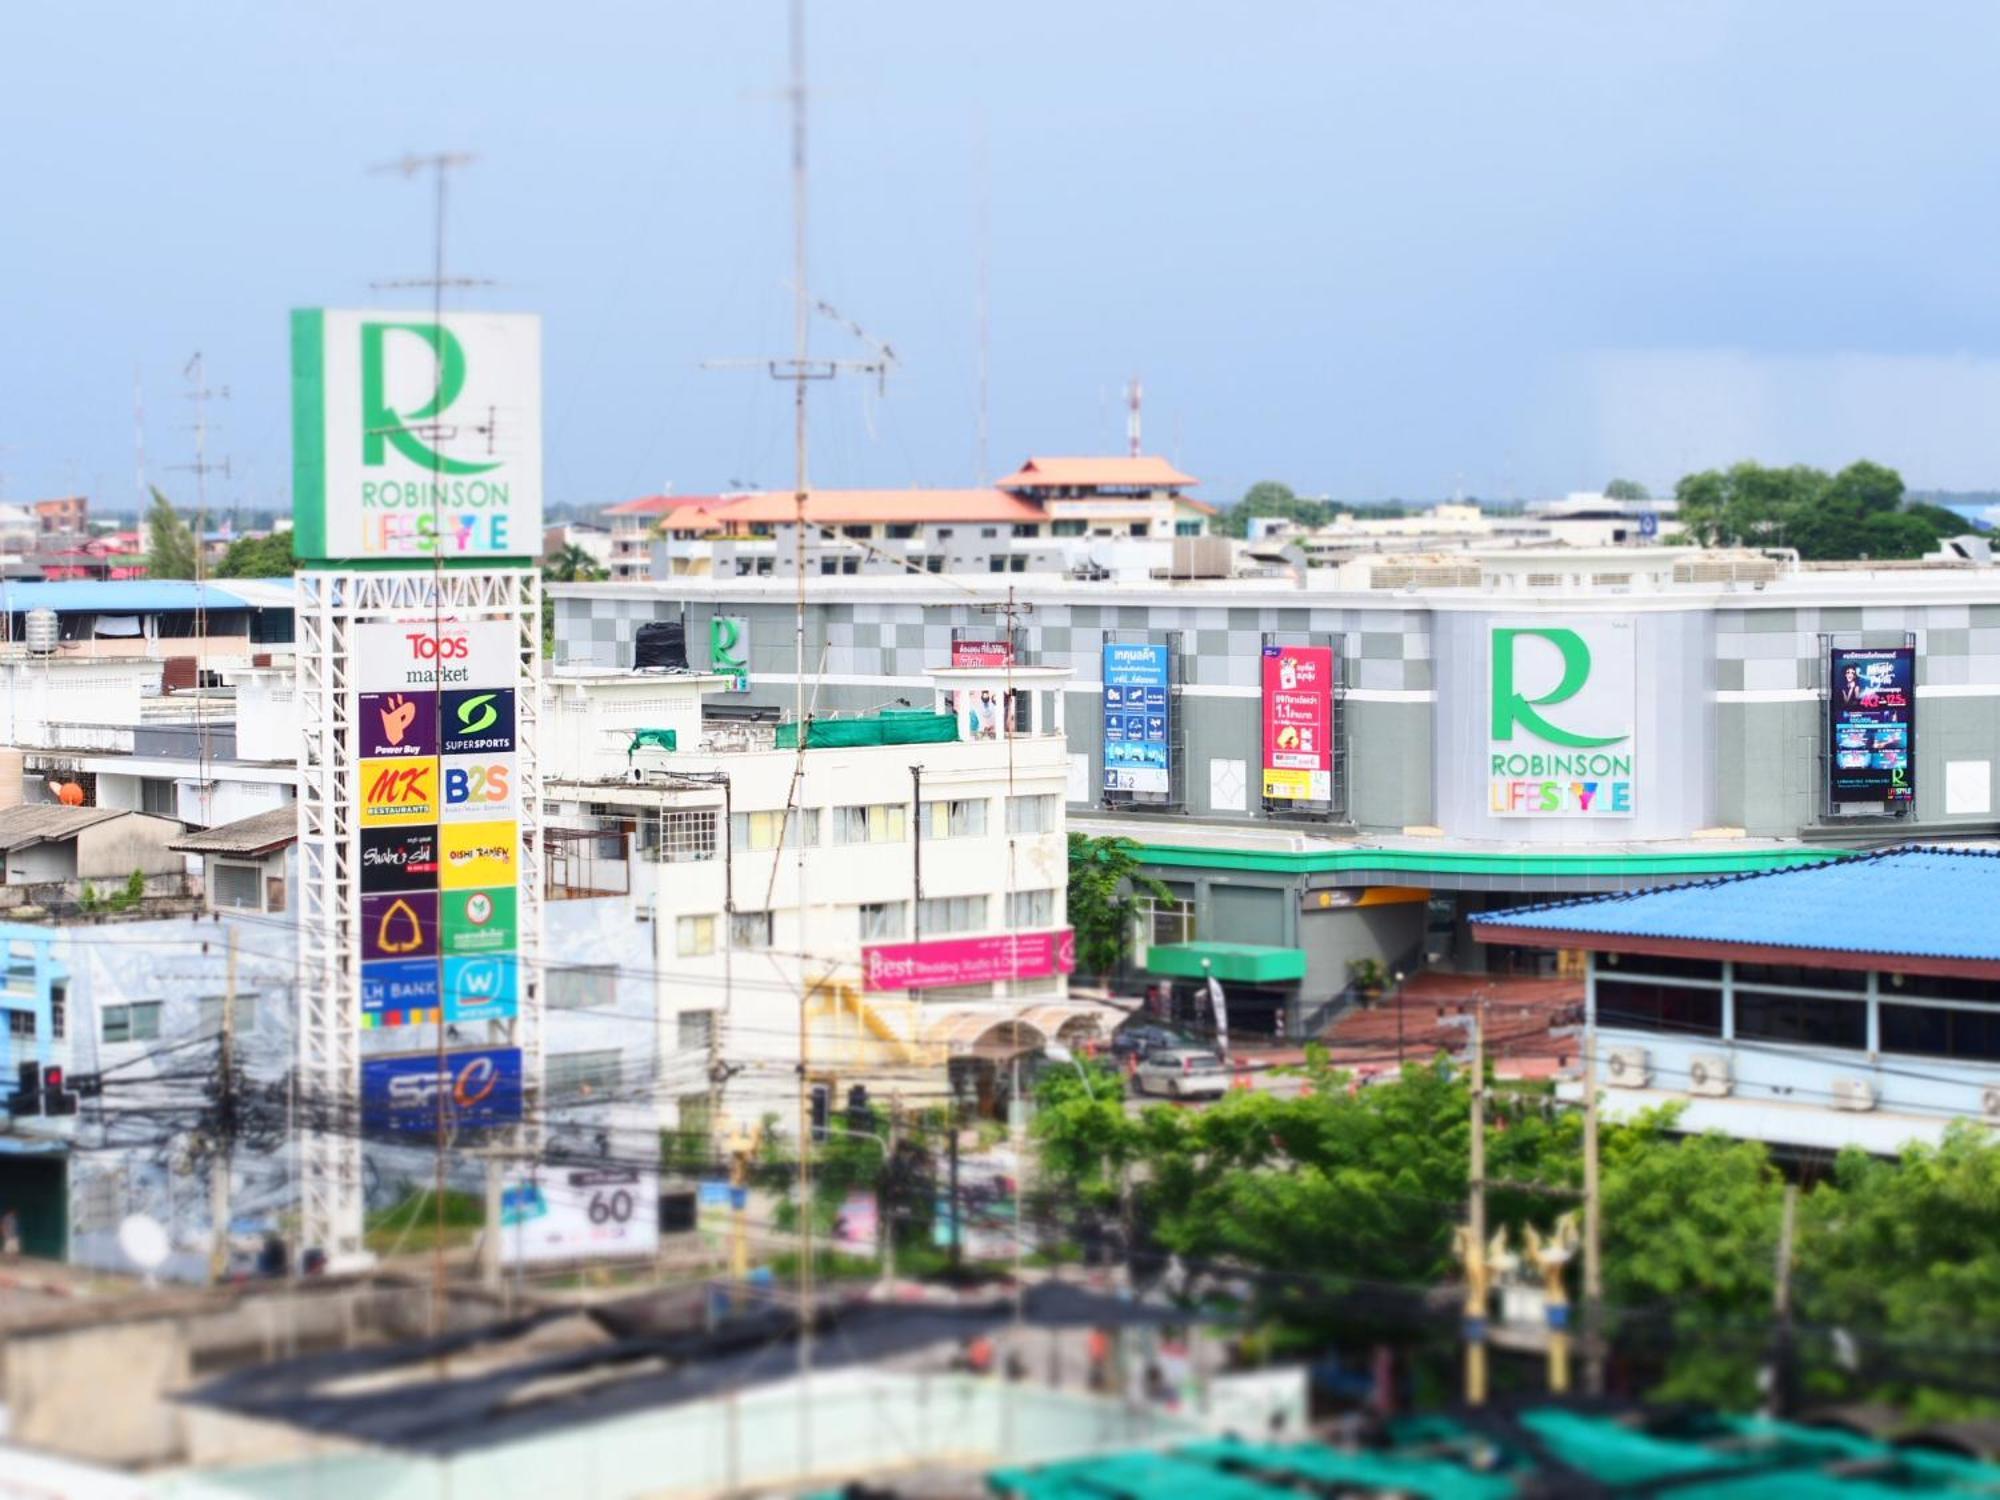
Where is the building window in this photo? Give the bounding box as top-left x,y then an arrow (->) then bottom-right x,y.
1009,555 -> 1027,572
981,528 -> 998,540
4,943 -> 35,994
918,895 -> 987,935
820,559 -> 839,576
102,1001 -> 163,1044
1733,962 -> 1866,993
860,901 -> 907,941
1012,524 -> 1039,538
920,798 -> 987,840
547,1050 -> 622,1100
1881,1003 -> 2000,1062
140,777 -> 177,817
834,804 -> 908,845
677,1010 -> 713,1054
885,524 -> 917,540
925,557 -> 943,573
1007,888 -> 1056,928
1130,523 -> 1150,538
1734,991 -> 1866,1050
732,809 -> 819,851
211,862 -> 262,910
266,874 -> 286,913
1052,520 -> 1086,538
1005,794 -> 1058,835
1594,979 -> 1722,1037
842,525 -> 872,539
198,994 -> 258,1036
7,1009 -> 33,1038
676,914 -> 717,958
1146,896 -> 1197,947
548,964 -> 617,1011
657,809 -> 719,864
989,557 -> 1007,573
841,556 -> 859,575
1175,520 -> 1202,537
49,982 -> 64,1040
731,910 -> 775,950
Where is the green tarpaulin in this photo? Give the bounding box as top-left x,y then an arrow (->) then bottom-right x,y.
774,713 -> 958,750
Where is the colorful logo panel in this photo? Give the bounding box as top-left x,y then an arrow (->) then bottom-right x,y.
357,692 -> 438,758
441,753 -> 517,822
358,757 -> 441,826
441,688 -> 515,754
443,886 -> 517,955
361,957 -> 441,1028
440,820 -> 518,889
361,1047 -> 523,1136
443,954 -> 519,1024
361,891 -> 439,961
359,826 -> 440,894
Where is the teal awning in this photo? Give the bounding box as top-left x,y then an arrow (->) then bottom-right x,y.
1144,942 -> 1307,985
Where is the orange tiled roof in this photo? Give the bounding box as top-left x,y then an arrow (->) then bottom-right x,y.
994,455 -> 1198,491
604,494 -> 731,518
655,488 -> 1044,533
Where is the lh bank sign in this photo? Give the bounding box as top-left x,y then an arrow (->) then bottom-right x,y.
290,309 -> 543,563
1488,621 -> 1635,818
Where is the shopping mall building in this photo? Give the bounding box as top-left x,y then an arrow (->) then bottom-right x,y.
552,546 -> 2000,1037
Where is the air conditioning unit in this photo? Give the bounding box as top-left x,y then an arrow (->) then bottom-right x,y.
1687,1052 -> 1732,1098
1980,1086 -> 2000,1121
1830,1077 -> 1877,1113
1604,1046 -> 1650,1089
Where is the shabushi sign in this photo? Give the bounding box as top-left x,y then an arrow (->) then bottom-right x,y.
1487,622 -> 1635,817
290,309 -> 543,562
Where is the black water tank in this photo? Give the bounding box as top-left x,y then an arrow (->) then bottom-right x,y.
633,620 -> 688,671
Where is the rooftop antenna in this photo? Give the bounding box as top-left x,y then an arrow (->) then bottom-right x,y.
133,368 -> 148,510
1126,376 -> 1143,458
974,114 -> 990,484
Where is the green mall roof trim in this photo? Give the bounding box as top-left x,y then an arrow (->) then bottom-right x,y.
1123,842 -> 1850,880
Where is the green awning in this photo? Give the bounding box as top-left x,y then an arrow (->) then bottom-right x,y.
1144,942 -> 1307,984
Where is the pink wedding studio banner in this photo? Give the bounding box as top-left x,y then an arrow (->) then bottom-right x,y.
862,930 -> 1077,993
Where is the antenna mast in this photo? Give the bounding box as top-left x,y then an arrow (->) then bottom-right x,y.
1126,375 -> 1143,457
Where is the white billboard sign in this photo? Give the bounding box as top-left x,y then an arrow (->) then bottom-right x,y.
291,309 -> 543,563
501,1167 -> 659,1266
354,620 -> 520,695
1487,620 -> 1636,817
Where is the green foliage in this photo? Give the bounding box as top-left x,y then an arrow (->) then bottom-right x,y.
215,530 -> 295,577
1604,478 -> 1651,501
79,869 -> 148,914
1218,480 -> 1336,539
1065,834 -> 1173,977
543,543 -> 609,584
144,488 -> 199,580
1671,459 -> 1959,561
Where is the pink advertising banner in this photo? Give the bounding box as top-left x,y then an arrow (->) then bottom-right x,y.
863,929 -> 1077,993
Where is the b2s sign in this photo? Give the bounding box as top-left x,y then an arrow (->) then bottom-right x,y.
443,754 -> 516,821
1487,621 -> 1635,818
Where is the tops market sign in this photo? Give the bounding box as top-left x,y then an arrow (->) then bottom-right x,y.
1487,621 -> 1635,817
291,309 -> 543,564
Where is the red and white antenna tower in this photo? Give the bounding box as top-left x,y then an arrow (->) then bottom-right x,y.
1125,375 -> 1143,457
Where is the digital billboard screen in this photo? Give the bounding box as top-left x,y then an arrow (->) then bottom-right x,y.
1261,644 -> 1334,802
1830,646 -> 1915,805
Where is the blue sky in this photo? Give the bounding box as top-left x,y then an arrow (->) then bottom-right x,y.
6,2 -> 2000,512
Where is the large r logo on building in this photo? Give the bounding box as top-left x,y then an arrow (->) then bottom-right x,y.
1491,628 -> 1628,748
710,616 -> 748,688
361,321 -> 500,476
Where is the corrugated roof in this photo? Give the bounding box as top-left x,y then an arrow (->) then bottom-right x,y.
170,804 -> 298,856
995,455 -> 1199,490
0,804 -> 128,852
0,580 -> 290,614
1474,848 -> 2000,965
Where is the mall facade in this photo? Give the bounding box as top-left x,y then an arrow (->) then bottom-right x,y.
553,549 -> 2000,1036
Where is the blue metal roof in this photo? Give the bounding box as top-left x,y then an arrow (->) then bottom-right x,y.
0,580 -> 290,613
1476,847 -> 2000,965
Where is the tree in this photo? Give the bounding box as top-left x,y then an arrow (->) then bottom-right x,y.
1219,481 -> 1335,539
1604,478 -> 1650,501
1065,834 -> 1173,978
1670,459 -> 1938,561
543,542 -> 609,584
144,488 -> 198,580
214,530 -> 295,578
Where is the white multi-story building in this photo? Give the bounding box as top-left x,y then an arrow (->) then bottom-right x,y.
546,659 -> 1102,1137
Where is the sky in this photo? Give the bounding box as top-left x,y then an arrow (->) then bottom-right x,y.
7,2 -> 2000,513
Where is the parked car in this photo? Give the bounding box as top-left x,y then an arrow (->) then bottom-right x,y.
1133,1048 -> 1230,1100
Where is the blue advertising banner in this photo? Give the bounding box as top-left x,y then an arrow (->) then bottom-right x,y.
360,957 -> 441,1029
442,954 -> 520,1024
1103,643 -> 1171,796
1830,646 -> 1915,805
361,1047 -> 523,1136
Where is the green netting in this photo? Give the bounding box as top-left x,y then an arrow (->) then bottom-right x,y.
774,713 -> 958,750
626,729 -> 678,756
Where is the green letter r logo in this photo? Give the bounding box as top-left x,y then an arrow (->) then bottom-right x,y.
1491,628 -> 1627,747
361,321 -> 501,476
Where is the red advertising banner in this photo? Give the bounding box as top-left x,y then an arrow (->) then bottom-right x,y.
863,929 -> 1076,993
1262,644 -> 1334,802
950,638 -> 1015,669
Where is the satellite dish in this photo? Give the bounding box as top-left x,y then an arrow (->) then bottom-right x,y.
118,1214 -> 170,1275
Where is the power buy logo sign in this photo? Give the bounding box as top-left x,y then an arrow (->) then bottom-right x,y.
1487,622 -> 1635,818
290,309 -> 543,563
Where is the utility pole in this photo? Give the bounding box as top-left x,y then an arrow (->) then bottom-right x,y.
1463,997 -> 1489,1406
1770,1183 -> 1799,1417
208,929 -> 238,1283
1582,963 -> 1605,1397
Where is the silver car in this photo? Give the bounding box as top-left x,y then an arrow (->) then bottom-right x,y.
1133,1048 -> 1230,1100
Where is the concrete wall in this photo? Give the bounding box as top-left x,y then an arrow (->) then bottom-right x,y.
76,812 -> 187,881
2,1316 -> 189,1465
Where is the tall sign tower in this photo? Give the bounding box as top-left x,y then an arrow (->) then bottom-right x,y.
291,306 -> 544,1267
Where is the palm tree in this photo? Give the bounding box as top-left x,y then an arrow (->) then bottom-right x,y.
542,542 -> 608,583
